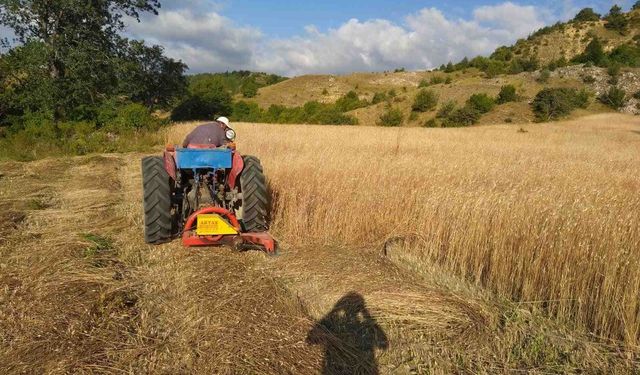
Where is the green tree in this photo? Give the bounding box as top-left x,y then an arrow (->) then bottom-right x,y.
633,1 -> 640,10
0,42 -> 55,124
572,8 -> 601,22
444,62 -> 455,73
604,5 -> 628,33
575,38 -> 608,66
0,0 -> 184,121
531,88 -> 584,121
116,40 -> 187,108
457,57 -> 470,69
172,78 -> 232,121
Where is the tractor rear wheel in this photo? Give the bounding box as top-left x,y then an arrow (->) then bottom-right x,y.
142,156 -> 173,244
239,155 -> 268,232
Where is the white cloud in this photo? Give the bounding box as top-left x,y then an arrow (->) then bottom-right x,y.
257,3 -> 546,76
126,9 -> 262,72
473,2 -> 543,36
126,2 -> 548,76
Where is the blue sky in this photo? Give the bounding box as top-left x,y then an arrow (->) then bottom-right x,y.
2,0 -> 635,75
191,0 -> 625,37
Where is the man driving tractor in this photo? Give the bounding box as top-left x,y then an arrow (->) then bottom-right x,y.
182,116 -> 234,148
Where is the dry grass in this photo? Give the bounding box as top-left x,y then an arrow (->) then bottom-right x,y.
168,113 -> 640,349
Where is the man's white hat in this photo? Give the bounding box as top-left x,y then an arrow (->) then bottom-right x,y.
217,116 -> 231,128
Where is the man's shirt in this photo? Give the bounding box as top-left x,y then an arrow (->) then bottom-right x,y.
182,122 -> 227,148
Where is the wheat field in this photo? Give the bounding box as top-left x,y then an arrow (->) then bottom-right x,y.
1,114 -> 638,373
168,114 -> 640,348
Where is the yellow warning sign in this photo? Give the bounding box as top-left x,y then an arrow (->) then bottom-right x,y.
196,214 -> 238,236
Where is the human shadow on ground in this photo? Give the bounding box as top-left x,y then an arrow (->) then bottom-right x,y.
307,292 -> 388,375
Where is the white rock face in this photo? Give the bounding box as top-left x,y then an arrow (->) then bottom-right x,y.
552,65 -> 640,115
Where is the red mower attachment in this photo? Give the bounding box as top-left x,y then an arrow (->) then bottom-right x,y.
181,206 -> 277,254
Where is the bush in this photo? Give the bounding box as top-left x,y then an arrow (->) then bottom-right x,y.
436,100 -> 457,118
233,99 -> 358,125
241,82 -> 258,98
609,44 -> 640,67
372,92 -> 388,104
335,91 -> 368,112
310,106 -> 358,125
418,79 -> 430,88
378,107 -> 404,126
633,90 -> 640,100
423,118 -> 438,128
0,113 -> 161,161
607,64 -> 621,85
537,69 -> 551,83
547,57 -> 568,71
599,87 -> 627,109
484,60 -> 507,78
497,85 -> 518,104
531,88 -> 585,121
442,106 -> 481,127
412,89 -> 439,112
232,101 -> 264,122
429,76 -> 446,85
108,103 -> 158,131
574,89 -> 592,109
467,93 -> 495,114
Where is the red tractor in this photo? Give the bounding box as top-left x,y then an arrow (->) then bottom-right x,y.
141,143 -> 276,254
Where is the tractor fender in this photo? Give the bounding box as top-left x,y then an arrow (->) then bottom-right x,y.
163,150 -> 177,181
228,152 -> 244,189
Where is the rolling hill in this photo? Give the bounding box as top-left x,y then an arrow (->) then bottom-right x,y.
239,8 -> 640,127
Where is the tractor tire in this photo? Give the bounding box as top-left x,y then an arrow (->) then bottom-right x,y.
142,156 -> 173,244
239,155 -> 268,232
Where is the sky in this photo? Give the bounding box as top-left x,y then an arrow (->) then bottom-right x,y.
1,0 -> 634,76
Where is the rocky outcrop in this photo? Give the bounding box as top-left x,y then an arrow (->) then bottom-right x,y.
551,65 -> 640,115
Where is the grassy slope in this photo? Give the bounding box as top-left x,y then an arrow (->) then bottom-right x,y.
247,68 -> 617,126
